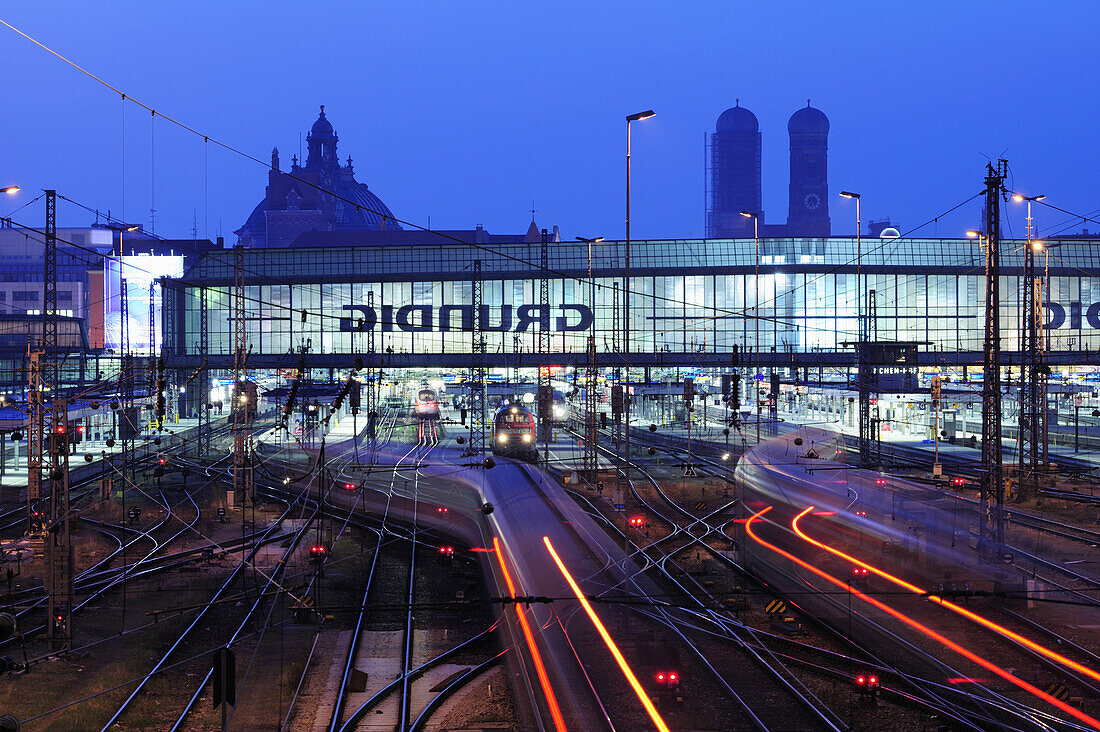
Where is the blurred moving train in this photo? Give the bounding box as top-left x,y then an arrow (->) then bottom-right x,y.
413,387 -> 441,420
492,405 -> 538,461
411,385 -> 440,420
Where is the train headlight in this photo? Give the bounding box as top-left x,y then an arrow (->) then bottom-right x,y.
498,434 -> 508,444
553,406 -> 566,418
522,433 -> 531,443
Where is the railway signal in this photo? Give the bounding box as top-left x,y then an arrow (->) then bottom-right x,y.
854,673 -> 880,701
951,476 -> 966,488
343,482 -> 355,490
655,671 -> 680,692
438,545 -> 455,557
629,516 -> 645,528
309,545 -> 327,562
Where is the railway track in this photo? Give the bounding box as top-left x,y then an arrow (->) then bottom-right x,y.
582,425 -> 1100,729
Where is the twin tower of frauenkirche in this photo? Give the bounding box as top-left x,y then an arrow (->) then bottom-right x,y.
706,100 -> 830,239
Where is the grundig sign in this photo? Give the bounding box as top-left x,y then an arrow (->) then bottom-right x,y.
340,304 -> 594,333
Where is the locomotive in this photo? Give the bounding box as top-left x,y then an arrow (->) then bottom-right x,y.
491,405 -> 538,461
413,387 -> 441,420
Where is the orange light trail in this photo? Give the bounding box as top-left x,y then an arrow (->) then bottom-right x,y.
493,537 -> 567,732
543,536 -> 671,732
746,507 -> 1100,731
791,507 -> 1100,687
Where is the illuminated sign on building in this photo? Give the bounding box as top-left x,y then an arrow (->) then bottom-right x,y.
339,303 -> 594,333
104,255 -> 184,351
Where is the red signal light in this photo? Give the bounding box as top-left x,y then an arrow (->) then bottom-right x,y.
668,673 -> 677,682
344,482 -> 355,490
76,425 -> 84,434
656,673 -> 665,682
56,426 -> 65,434
856,675 -> 865,685
869,676 -> 878,686
875,478 -> 886,486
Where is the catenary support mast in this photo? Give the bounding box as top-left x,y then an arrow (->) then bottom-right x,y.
980,161 -> 1008,549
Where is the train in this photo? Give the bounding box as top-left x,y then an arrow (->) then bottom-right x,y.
549,389 -> 568,424
232,379 -> 259,418
491,405 -> 538,461
413,387 -> 441,420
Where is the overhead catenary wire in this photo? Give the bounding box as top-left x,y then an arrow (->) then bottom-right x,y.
1,15 -> 1020,348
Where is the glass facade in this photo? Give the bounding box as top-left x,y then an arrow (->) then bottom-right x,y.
164,237 -> 1100,362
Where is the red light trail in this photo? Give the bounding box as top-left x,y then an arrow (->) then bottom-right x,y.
745,506 -> 1100,730
791,507 -> 1100,687
492,537 -> 566,732
544,536 -> 671,732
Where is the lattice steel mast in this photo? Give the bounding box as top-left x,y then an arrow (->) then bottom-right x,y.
1017,194 -> 1046,502
198,287 -> 211,455
366,290 -> 378,461
980,161 -> 1008,549
232,244 -> 253,507
41,191 -> 73,649
467,260 -> 486,456
538,229 -> 551,460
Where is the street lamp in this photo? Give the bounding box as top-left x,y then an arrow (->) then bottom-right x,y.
839,191 -> 862,341
625,110 -> 655,490
740,210 -> 761,442
1,186 -> 19,195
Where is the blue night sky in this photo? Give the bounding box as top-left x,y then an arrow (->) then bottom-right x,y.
2,2 -> 1097,243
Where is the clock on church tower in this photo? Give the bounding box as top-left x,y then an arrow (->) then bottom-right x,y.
786,101 -> 831,237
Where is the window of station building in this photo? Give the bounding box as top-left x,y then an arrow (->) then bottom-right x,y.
13,290 -> 38,302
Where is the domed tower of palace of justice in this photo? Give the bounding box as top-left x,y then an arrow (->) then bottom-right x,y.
236,106 -> 402,248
